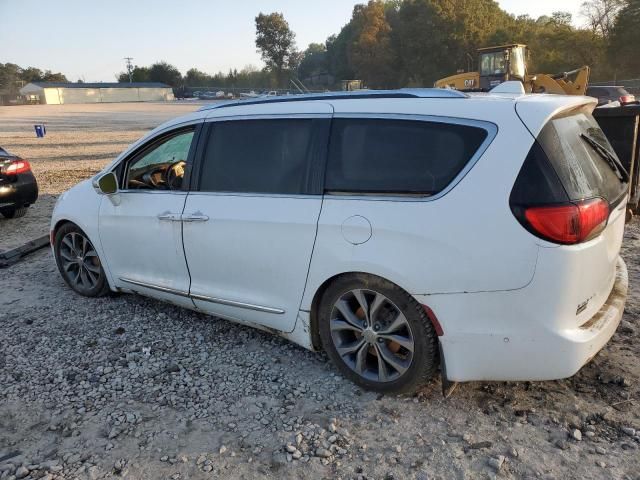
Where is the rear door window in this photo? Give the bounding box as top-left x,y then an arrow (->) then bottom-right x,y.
537,111 -> 627,204
325,118 -> 488,195
199,119 -> 328,195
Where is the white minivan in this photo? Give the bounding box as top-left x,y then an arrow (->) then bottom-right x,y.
51,88 -> 629,393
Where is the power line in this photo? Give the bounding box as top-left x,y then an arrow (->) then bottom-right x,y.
123,57 -> 134,83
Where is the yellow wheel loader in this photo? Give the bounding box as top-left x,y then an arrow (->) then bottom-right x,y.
435,44 -> 590,95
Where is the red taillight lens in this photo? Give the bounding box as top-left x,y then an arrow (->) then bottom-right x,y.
523,198 -> 609,245
620,95 -> 636,104
3,159 -> 31,175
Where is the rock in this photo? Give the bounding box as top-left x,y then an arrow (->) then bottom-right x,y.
596,446 -> 606,455
114,458 -> 126,472
621,427 -> 636,437
555,439 -> 569,450
87,465 -> 100,480
161,456 -> 169,462
203,465 -> 213,472
315,448 -> 331,458
469,441 -> 492,450
219,446 -> 227,455
488,455 -> 505,471
572,429 -> 582,441
14,466 -> 29,479
195,455 -> 205,465
394,445 -> 402,453
286,445 -> 296,453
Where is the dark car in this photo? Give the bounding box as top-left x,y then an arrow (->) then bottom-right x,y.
0,147 -> 38,219
586,86 -> 638,107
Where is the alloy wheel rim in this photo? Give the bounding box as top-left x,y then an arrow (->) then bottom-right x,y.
59,232 -> 101,290
329,289 -> 414,383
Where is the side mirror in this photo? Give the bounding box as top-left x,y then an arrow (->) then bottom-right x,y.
97,172 -> 118,195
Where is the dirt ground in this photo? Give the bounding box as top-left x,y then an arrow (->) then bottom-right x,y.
0,103 -> 638,480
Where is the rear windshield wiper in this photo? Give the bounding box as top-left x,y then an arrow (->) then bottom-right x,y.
580,133 -> 630,183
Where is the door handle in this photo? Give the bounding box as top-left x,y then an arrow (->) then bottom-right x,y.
182,213 -> 209,222
157,212 -> 182,222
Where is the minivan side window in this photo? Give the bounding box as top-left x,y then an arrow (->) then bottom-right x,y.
125,129 -> 194,191
199,119 -> 327,195
325,118 -> 488,195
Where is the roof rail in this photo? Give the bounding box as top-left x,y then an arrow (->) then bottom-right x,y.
198,88 -> 467,112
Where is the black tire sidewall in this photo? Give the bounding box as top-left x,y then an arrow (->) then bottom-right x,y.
0,206 -> 27,219
54,223 -> 109,297
318,274 -> 438,394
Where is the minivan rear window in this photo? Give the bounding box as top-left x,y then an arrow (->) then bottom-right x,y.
325,119 -> 488,195
537,110 -> 628,204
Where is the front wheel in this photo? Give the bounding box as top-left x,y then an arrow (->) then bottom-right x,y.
0,206 -> 28,219
54,223 -> 110,297
318,274 -> 439,394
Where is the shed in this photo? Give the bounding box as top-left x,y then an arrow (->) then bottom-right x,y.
19,82 -> 175,104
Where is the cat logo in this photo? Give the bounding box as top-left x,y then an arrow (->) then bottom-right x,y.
464,79 -> 475,88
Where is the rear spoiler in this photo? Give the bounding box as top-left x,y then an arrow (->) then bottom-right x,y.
515,95 -> 597,138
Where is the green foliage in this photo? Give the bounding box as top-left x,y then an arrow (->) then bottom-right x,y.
609,0 -> 640,77
316,0 -> 636,88
255,12 -> 298,86
298,43 -> 328,80
117,66 -> 150,83
0,63 -> 68,93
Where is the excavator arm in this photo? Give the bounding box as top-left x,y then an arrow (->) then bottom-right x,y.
529,66 -> 591,95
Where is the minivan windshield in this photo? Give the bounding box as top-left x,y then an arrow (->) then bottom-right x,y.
537,110 -> 628,204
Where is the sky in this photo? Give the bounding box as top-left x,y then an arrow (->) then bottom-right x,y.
0,0 -> 584,82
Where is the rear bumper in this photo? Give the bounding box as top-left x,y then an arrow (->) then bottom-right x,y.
417,256 -> 628,382
0,173 -> 38,209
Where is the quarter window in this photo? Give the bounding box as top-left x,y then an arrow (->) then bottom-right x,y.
199,119 -> 325,195
325,119 -> 488,195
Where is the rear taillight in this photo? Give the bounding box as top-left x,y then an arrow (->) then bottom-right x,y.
620,95 -> 636,104
2,159 -> 31,175
523,198 -> 609,245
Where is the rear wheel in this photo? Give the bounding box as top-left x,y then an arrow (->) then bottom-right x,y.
318,274 -> 439,394
0,206 -> 28,219
54,223 -> 110,297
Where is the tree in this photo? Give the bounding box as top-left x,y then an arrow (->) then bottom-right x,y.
148,62 -> 182,87
581,0 -> 626,38
298,43 -> 328,80
41,70 -> 68,82
348,1 -> 398,88
184,68 -> 210,87
255,12 -> 298,86
117,66 -> 150,83
609,0 -> 640,77
20,67 -> 44,82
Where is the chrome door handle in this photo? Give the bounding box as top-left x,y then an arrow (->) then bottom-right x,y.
182,213 -> 209,222
157,212 -> 182,222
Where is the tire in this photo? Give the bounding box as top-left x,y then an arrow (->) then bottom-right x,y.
318,274 -> 439,394
53,223 -> 111,297
0,206 -> 28,219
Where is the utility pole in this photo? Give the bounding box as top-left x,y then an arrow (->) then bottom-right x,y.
123,57 -> 134,83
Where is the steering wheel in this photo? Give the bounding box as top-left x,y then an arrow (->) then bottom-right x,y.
164,160 -> 187,190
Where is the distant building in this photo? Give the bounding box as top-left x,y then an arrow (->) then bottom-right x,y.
19,82 -> 175,105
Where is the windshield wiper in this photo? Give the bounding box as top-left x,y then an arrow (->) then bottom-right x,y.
580,133 -> 629,183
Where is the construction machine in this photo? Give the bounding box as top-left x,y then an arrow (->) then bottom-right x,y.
435,44 -> 590,95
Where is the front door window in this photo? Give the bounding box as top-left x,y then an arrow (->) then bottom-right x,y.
125,130 -> 194,190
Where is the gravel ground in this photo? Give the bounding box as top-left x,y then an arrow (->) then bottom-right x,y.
0,103 -> 639,480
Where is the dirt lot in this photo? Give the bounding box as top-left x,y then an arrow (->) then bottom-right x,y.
0,103 -> 639,480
